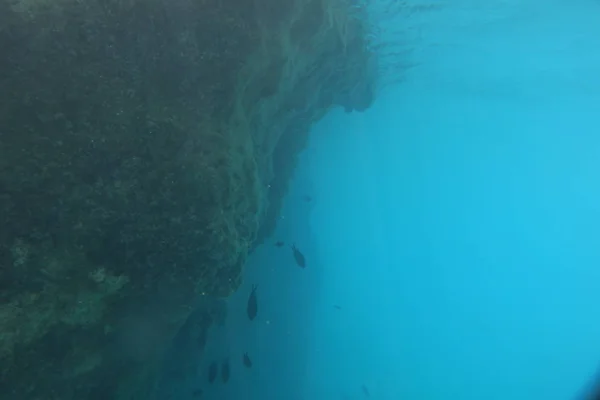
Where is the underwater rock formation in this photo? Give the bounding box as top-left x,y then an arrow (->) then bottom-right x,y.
0,0 -> 376,398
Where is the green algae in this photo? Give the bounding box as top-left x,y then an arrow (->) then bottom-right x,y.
0,0 -> 377,398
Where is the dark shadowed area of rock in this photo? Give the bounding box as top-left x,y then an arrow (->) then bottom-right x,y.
0,0 -> 377,398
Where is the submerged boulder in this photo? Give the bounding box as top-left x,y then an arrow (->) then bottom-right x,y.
0,0 -> 377,398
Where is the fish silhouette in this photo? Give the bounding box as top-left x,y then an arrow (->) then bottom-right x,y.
247,284 -> 258,320
361,384 -> 370,398
221,359 -> 230,383
274,241 -> 285,247
291,244 -> 306,268
242,352 -> 252,368
207,361 -> 218,383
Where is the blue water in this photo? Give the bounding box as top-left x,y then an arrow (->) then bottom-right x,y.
166,1 -> 600,399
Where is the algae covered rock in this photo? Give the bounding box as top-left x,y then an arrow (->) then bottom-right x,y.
0,0 -> 377,398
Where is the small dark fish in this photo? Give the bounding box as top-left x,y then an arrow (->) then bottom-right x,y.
242,352 -> 252,368
221,359 -> 230,383
207,361 -> 218,383
302,195 -> 312,202
247,284 -> 258,321
291,244 -> 306,268
361,384 -> 370,398
275,241 -> 285,247
192,388 -> 203,397
333,305 -> 342,310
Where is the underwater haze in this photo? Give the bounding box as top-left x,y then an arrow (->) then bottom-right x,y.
9,0 -> 600,398
176,0 -> 600,399
303,0 -> 600,399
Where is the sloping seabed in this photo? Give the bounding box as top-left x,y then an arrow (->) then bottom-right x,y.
0,0 -> 381,398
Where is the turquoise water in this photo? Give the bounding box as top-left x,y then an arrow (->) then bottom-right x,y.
172,1 -> 600,399
304,1 -> 600,398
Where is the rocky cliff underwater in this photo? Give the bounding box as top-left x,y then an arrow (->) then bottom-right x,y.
0,0 -> 379,398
